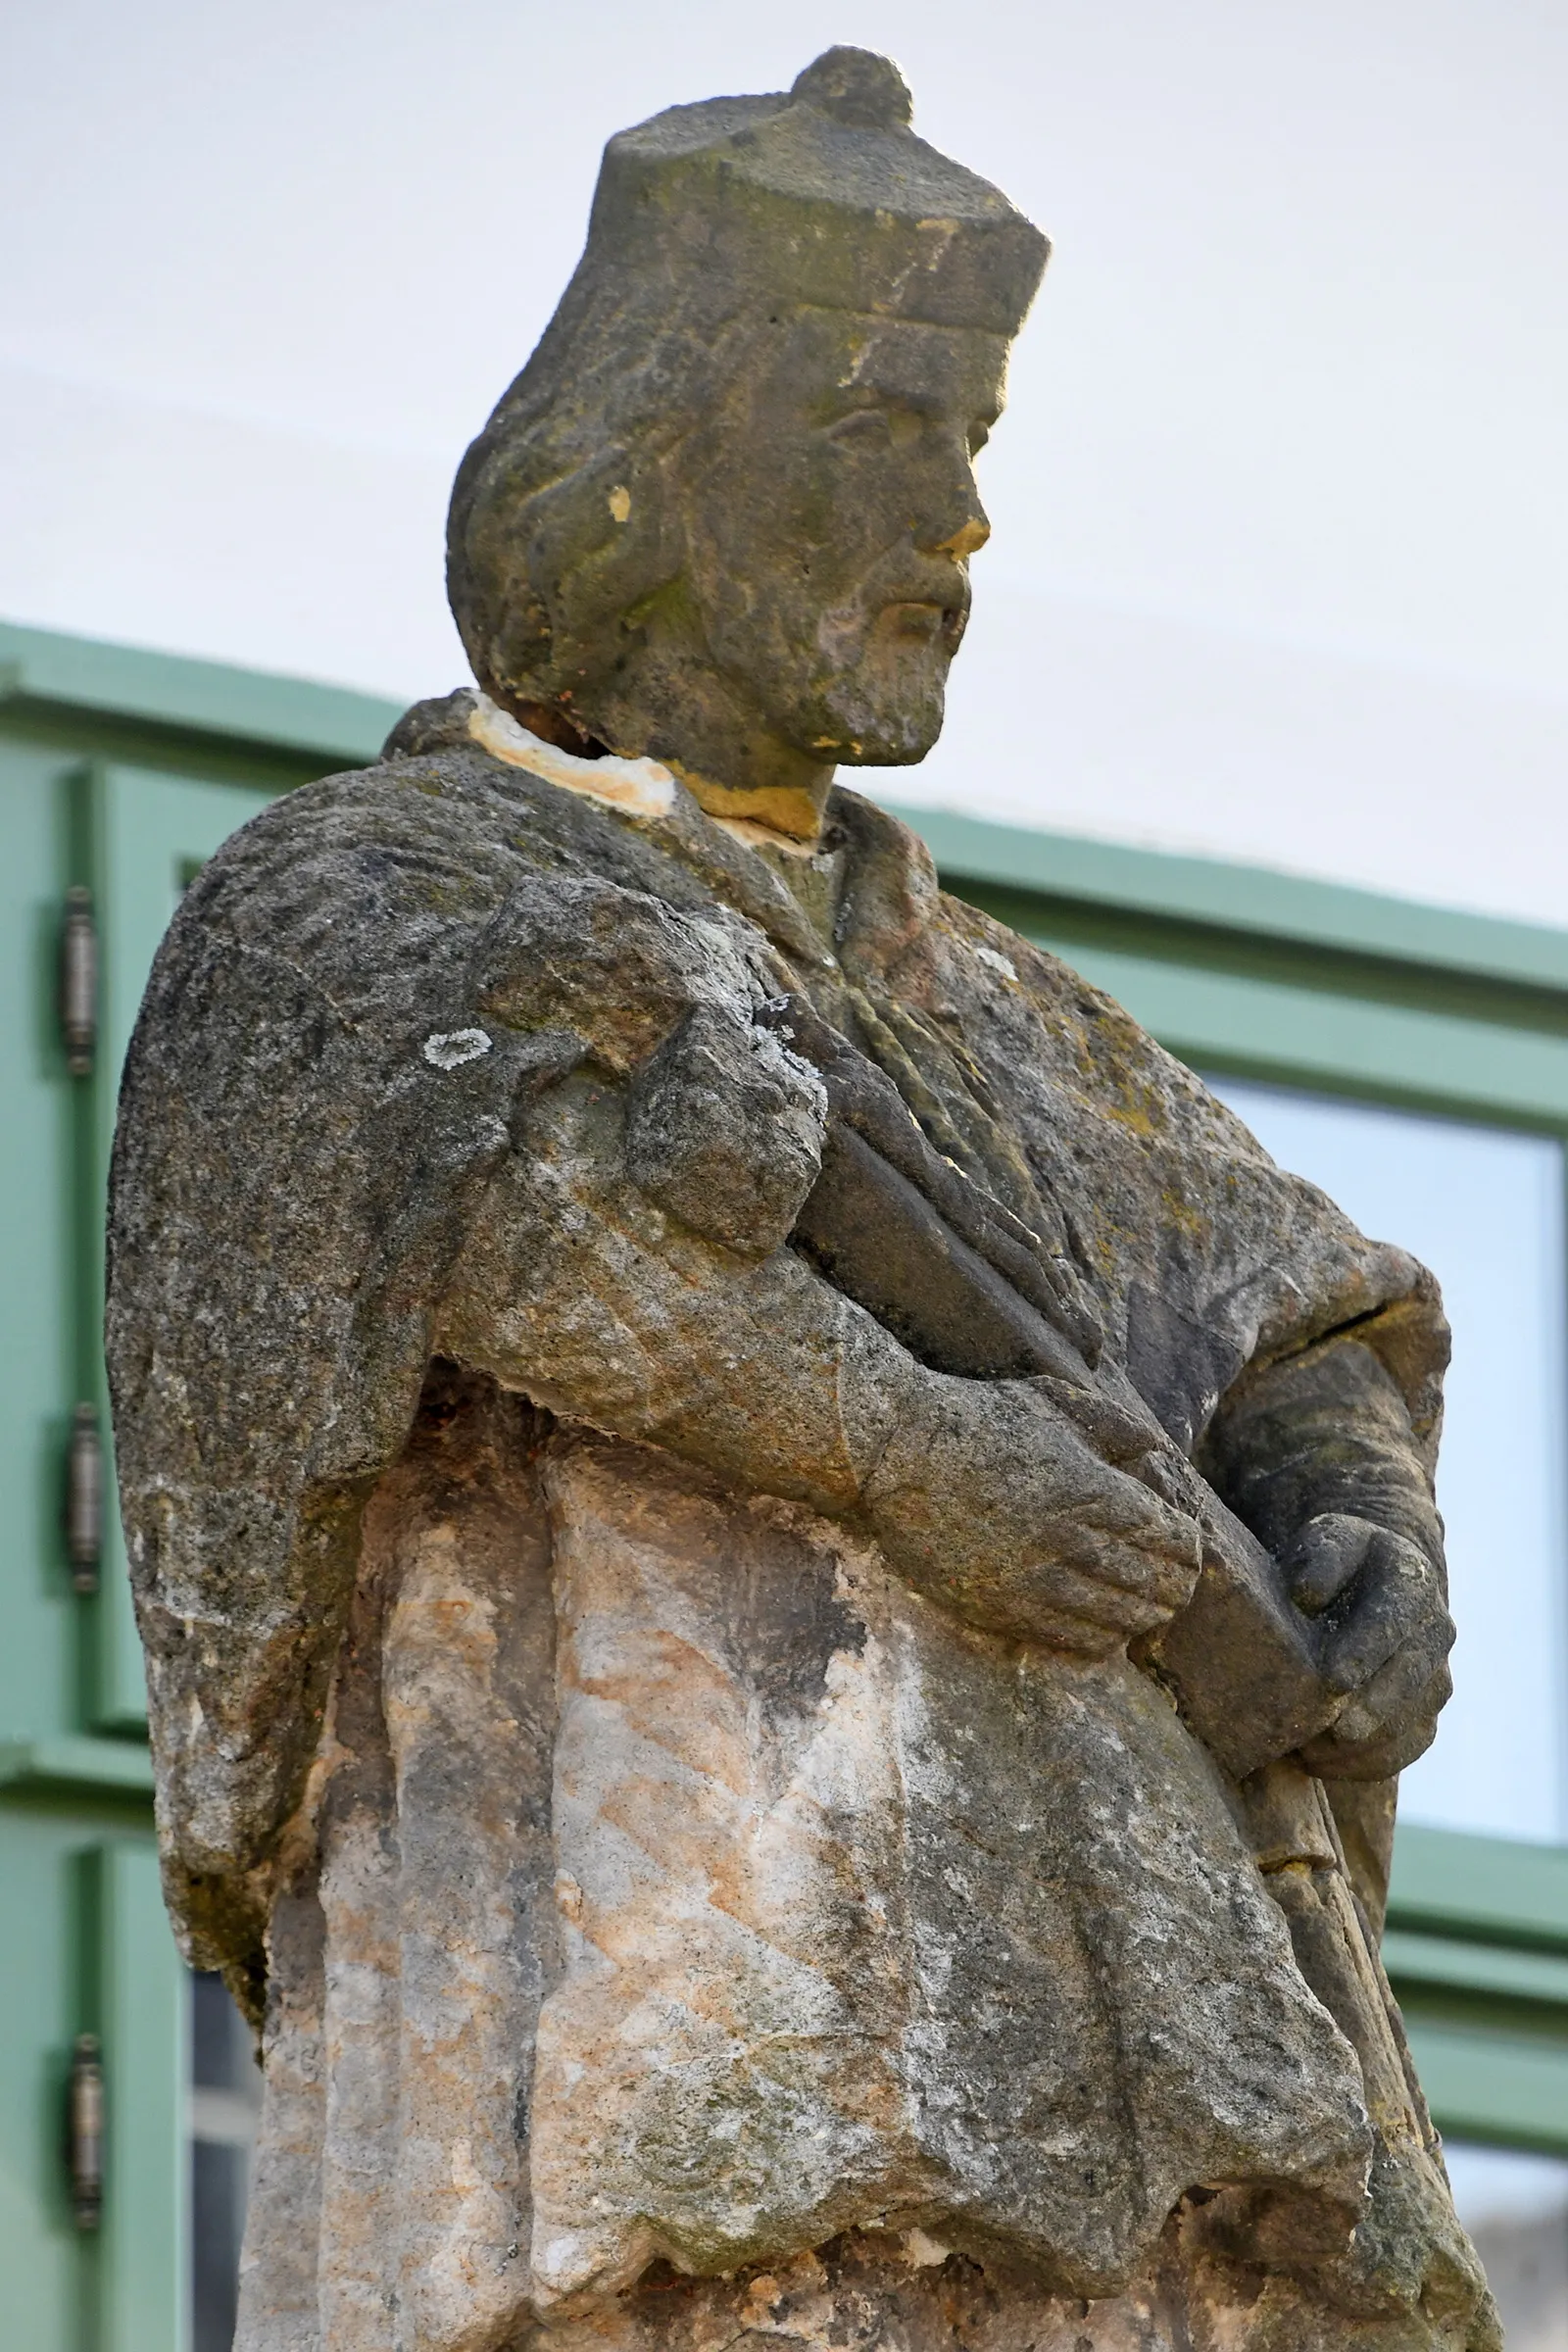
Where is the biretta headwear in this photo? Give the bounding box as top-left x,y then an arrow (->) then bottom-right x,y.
581,46 -> 1049,336
447,48 -> 1049,710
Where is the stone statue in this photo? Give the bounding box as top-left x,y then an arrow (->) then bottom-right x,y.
107,47 -> 1498,2352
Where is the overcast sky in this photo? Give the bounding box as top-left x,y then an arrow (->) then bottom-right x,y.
4,1 -> 1566,921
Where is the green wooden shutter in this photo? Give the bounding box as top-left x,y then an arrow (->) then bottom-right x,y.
0,1822 -> 185,2351
88,1838 -> 191,2352
0,758 -> 277,2352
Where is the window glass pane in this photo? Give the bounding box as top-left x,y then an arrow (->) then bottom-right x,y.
1204,1078 -> 1568,1842
1446,2142 -> 1568,2349
190,1971 -> 262,2352
193,2141 -> 247,2352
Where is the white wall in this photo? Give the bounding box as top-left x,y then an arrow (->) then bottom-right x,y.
3,0 -> 1566,923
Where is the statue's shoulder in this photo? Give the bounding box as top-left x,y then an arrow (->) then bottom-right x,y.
194,692 -> 517,880
824,784 -> 1233,1158
886,837 -> 1270,1179
379,687 -> 483,763
168,694 -> 793,1049
191,690 -> 655,938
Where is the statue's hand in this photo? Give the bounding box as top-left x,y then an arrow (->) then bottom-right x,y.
1285,1512 -> 1455,1777
862,1376 -> 1204,1654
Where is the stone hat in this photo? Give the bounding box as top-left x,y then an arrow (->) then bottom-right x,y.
580,45 -> 1049,336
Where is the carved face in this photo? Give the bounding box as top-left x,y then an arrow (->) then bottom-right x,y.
677,311 -> 1008,766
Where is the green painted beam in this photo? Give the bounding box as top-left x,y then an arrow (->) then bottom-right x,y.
1015,936 -> 1568,1126
0,1739 -> 155,1799
891,800 -> 1568,1004
0,618 -> 401,770
1384,1929 -> 1568,2017
1406,2019 -> 1568,2156
1389,1824 -> 1568,1955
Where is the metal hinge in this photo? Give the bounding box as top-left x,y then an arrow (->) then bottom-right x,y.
66,1404 -> 103,1594
68,2033 -> 104,2230
60,885 -> 97,1076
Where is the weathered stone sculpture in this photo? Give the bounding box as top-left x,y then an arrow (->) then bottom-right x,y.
108,47 -> 1498,2352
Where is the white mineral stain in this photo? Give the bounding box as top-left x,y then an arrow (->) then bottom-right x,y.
423,1028 -> 493,1070
468,692 -> 676,816
973,942 -> 1017,982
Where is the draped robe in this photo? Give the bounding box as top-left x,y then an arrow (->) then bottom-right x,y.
107,692 -> 1495,2350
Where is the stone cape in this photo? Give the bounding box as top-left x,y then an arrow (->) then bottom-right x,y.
106,693 -> 1493,2348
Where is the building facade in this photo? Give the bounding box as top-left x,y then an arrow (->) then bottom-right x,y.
3,619 -> 1566,2350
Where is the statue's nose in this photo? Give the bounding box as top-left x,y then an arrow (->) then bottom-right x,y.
918,462 -> 992,561
930,512 -> 991,560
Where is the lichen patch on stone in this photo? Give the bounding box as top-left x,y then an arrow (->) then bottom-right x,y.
423,1027 -> 493,1069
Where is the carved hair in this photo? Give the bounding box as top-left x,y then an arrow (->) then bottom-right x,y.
446,278 -> 755,722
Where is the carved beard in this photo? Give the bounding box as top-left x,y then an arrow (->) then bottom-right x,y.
805,589 -> 970,764
697,561 -> 973,770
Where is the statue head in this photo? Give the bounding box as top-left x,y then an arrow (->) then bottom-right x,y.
447,48 -> 1049,836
